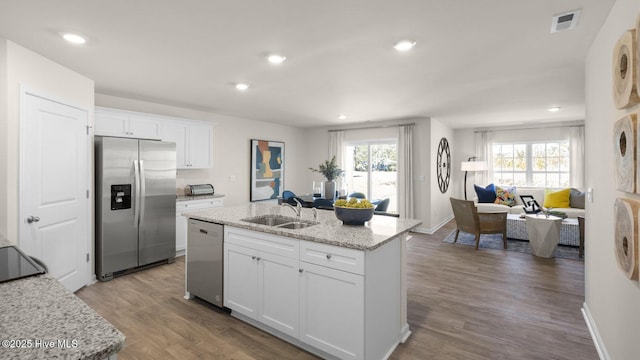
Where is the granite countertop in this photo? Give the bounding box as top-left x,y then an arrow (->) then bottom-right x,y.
176,193 -> 225,201
186,203 -> 422,250
0,238 -> 125,360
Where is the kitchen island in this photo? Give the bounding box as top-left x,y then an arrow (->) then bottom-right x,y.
0,238 -> 125,360
186,203 -> 422,360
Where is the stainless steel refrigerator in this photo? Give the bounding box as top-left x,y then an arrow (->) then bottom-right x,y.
95,136 -> 176,281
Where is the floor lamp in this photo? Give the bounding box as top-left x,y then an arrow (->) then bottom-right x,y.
461,157 -> 488,200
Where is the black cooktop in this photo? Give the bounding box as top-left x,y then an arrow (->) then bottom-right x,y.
0,246 -> 46,284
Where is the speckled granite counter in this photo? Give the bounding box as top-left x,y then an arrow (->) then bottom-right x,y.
186,203 -> 422,250
0,238 -> 125,359
176,194 -> 225,201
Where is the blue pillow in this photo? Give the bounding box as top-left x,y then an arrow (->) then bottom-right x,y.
474,183 -> 496,203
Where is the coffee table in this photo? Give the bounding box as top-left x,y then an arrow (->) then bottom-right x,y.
525,214 -> 563,258
506,214 -> 580,246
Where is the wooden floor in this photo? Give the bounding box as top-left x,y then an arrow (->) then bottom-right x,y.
76,221 -> 597,360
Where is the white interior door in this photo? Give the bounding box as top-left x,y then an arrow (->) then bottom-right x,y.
20,91 -> 90,292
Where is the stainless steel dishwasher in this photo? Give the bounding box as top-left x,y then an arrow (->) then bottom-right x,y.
186,219 -> 223,307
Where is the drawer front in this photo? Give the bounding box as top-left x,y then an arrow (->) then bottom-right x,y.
299,241 -> 364,275
225,226 -> 299,259
177,198 -> 223,213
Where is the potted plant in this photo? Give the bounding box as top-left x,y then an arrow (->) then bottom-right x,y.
309,156 -> 344,200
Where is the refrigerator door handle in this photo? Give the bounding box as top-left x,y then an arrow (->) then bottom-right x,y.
139,160 -> 146,226
133,160 -> 140,228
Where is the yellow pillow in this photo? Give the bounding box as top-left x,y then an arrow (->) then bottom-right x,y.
543,188 -> 571,208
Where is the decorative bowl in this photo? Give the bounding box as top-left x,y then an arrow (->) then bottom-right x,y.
334,206 -> 374,225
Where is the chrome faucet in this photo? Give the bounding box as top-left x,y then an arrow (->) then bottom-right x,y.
283,198 -> 302,219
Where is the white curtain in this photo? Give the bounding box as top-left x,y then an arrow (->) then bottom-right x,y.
328,130 -> 344,169
398,125 -> 414,218
474,130 -> 494,186
569,125 -> 585,188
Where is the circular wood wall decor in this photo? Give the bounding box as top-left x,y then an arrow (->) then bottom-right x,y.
613,29 -> 640,109
636,14 -> 640,98
436,137 -> 451,193
613,114 -> 637,193
614,198 -> 639,281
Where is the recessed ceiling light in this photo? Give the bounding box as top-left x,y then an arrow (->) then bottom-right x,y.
266,54 -> 287,64
338,114 -> 347,120
61,33 -> 86,44
235,83 -> 250,91
547,106 -> 561,112
393,40 -> 416,52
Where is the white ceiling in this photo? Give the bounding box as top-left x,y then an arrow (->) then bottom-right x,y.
0,0 -> 615,129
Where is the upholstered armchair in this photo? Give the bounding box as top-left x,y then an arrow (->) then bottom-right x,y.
450,198 -> 508,250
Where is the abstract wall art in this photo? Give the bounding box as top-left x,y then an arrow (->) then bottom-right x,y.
250,139 -> 284,202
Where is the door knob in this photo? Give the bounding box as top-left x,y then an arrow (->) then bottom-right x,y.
27,216 -> 40,223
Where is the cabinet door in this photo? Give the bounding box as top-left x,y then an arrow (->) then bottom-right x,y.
175,213 -> 187,253
300,262 -> 364,360
258,251 -> 299,338
187,123 -> 212,169
178,199 -> 223,256
95,109 -> 129,137
163,121 -> 189,168
224,243 -> 259,319
129,115 -> 162,140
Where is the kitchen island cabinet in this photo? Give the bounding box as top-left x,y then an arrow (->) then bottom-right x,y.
187,204 -> 421,360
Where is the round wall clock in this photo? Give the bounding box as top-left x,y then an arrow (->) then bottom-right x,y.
436,137 -> 451,193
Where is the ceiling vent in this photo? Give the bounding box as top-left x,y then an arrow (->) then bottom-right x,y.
550,9 -> 581,33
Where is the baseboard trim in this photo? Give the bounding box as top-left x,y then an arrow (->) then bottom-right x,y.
582,302 -> 610,360
412,215 -> 453,235
400,323 -> 411,343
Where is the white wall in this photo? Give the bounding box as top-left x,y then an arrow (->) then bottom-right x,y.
429,118 -> 455,230
95,94 -> 309,206
0,40 -> 7,239
452,129 -> 475,199
584,1 -> 640,359
3,40 -> 94,244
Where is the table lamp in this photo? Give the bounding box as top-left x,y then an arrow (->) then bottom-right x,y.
461,156 -> 488,200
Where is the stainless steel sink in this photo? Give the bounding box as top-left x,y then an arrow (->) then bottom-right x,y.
241,215 -> 296,226
277,222 -> 313,229
240,215 -> 318,229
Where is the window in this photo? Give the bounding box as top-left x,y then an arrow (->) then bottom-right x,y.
345,141 -> 397,212
492,141 -> 570,187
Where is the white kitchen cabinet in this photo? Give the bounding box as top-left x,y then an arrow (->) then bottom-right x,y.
186,123 -> 213,168
258,251 -> 300,337
128,114 -> 163,139
176,197 -> 223,256
225,243 -> 259,318
95,107 -> 214,169
224,227 -> 300,338
299,262 -> 364,360
95,107 -> 162,140
163,120 -> 212,169
222,225 -> 402,360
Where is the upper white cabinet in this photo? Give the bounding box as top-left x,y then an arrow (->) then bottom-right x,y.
95,107 -> 162,140
94,107 -> 214,169
163,120 -> 213,169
